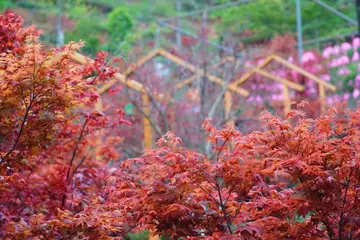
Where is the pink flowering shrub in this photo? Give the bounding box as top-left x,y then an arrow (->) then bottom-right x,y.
322,38 -> 360,107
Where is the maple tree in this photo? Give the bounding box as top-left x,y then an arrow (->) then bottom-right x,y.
0,10 -> 130,239
2,10 -> 360,240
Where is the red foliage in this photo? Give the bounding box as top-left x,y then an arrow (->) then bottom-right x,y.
2,12 -> 360,240
0,10 -> 42,54
114,106 -> 360,239
0,11 -> 129,239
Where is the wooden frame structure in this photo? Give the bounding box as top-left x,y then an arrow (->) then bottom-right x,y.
177,56 -> 305,121
122,48 -> 250,127
70,52 -> 169,149
69,50 -> 336,149
124,49 -> 250,97
226,55 -> 336,114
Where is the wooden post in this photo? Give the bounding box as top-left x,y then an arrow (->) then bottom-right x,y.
224,91 -> 234,126
282,84 -> 291,116
319,83 -> 326,114
142,94 -> 153,149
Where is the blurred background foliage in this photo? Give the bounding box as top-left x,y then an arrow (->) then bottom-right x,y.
1,0 -> 357,56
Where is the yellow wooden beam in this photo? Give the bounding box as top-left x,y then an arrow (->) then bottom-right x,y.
176,75 -> 197,89
98,73 -> 146,94
224,91 -> 234,126
282,84 -> 291,116
253,68 -> 305,92
142,94 -> 153,149
69,52 -> 165,149
124,49 -> 161,76
319,83 -> 326,114
273,55 -> 336,91
69,52 -> 169,103
69,53 -> 147,94
157,49 -> 249,97
231,55 -> 275,86
70,52 -> 90,65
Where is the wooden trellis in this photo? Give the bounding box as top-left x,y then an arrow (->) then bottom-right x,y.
124,49 -> 250,97
70,52 -> 169,149
123,48 -> 250,127
211,55 -> 336,116
69,51 -> 336,149
176,56 -> 305,124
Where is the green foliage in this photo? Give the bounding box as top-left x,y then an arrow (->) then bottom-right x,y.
107,7 -> 134,43
126,231 -> 149,240
126,231 -> 170,240
66,17 -> 106,55
212,0 -> 356,41
0,0 -> 12,11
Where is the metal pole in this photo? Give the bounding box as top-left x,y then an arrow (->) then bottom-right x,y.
302,31 -> 357,46
312,0 -> 357,26
176,0 -> 182,49
296,0 -> 303,64
356,0 -> 360,35
155,25 -> 160,49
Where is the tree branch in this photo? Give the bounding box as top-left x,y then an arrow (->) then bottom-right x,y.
62,118 -> 88,206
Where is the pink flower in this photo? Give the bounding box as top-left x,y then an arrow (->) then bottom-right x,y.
291,70 -> 299,80
353,38 -> 360,49
356,74 -> 360,82
302,51 -> 316,63
256,96 -> 262,102
275,83 -> 283,90
278,70 -> 286,77
309,87 -> 316,94
353,89 -> 360,99
337,67 -> 351,76
352,52 -> 359,62
327,97 -> 334,105
328,59 -> 337,68
344,92 -> 350,101
355,79 -> 360,88
256,59 -> 264,65
321,74 -> 330,82
322,46 -> 333,58
333,46 -> 340,55
340,55 -> 350,65
341,42 -> 352,52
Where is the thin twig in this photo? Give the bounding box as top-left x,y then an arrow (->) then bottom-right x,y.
62,118 -> 88,206
70,147 -> 92,182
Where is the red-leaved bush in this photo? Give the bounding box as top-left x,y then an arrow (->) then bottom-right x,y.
1,11 -> 360,240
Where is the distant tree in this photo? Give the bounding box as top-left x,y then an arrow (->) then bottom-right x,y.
107,7 -> 134,44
